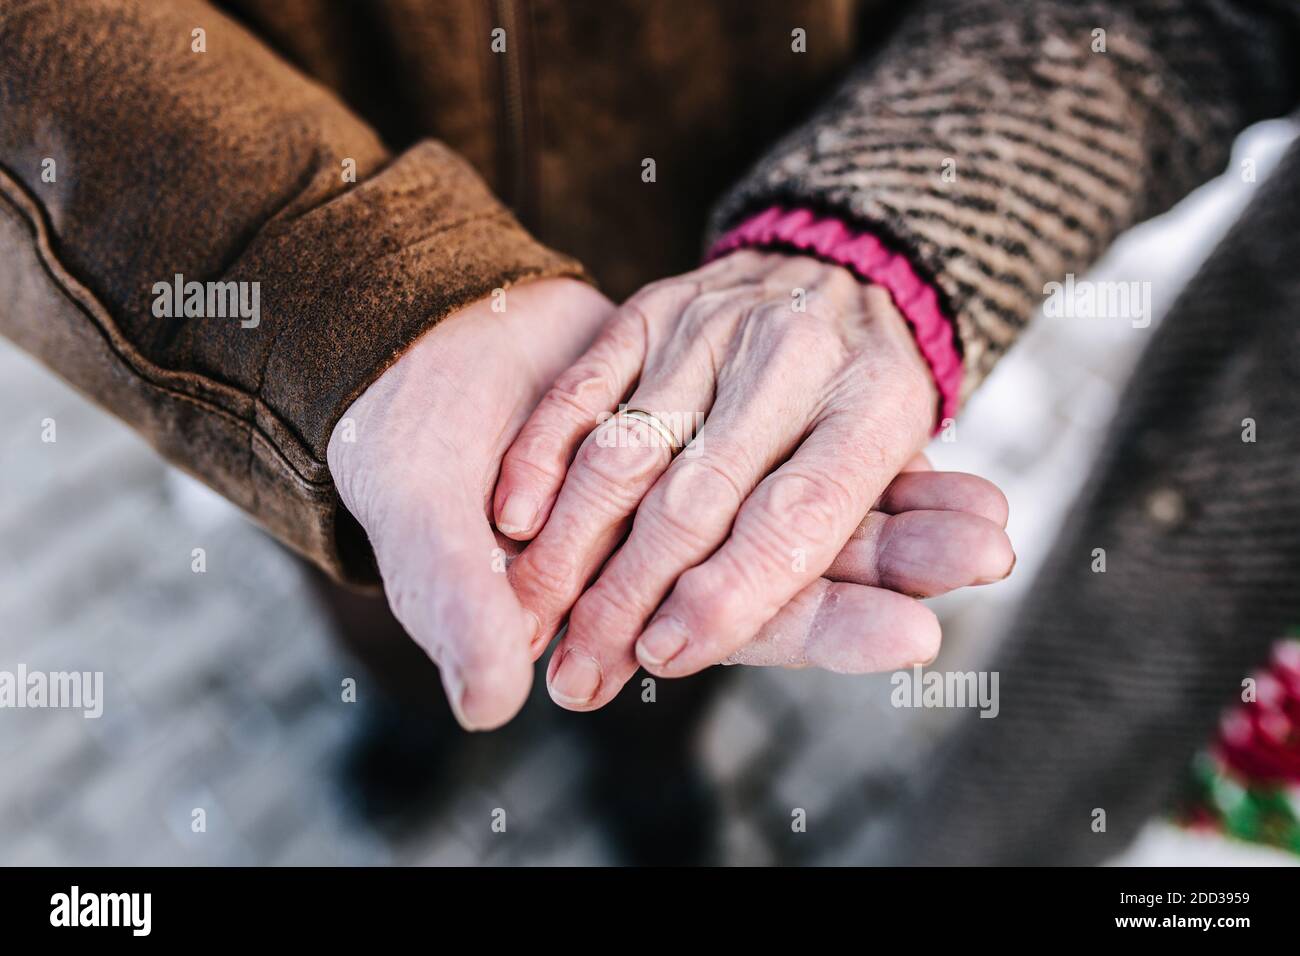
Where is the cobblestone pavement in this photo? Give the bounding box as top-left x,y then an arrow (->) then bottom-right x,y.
1,121 -> 1295,866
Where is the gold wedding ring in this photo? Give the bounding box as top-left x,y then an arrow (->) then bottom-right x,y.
619,407 -> 683,455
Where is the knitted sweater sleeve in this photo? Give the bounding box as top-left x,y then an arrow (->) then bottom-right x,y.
710,0 -> 1300,404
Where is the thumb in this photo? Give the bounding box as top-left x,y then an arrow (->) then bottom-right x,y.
374,492 -> 537,730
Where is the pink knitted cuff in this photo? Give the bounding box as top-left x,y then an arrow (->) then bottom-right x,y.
708,206 -> 962,430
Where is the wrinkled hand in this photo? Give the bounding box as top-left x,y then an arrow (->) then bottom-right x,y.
495,251 -> 1014,712
329,269 -> 1011,732
328,278 -> 616,730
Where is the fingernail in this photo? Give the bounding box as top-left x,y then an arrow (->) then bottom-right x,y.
524,609 -> 542,642
976,550 -> 1017,586
549,650 -> 602,706
636,616 -> 689,668
496,493 -> 538,535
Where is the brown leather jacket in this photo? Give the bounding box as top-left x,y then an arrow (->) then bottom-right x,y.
2,0 -> 1294,581
0,0 -> 868,580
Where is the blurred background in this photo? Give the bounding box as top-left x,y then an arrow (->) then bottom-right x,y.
1,119 -> 1295,867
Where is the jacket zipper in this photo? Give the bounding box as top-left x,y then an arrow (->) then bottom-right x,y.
494,0 -> 535,227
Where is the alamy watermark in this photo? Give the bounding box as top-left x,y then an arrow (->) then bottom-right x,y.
50,886 -> 150,936
1043,273 -> 1151,328
0,665 -> 103,718
890,665 -> 999,718
152,273 -> 260,328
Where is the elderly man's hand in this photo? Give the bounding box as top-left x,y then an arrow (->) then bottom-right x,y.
327,278 -> 616,730
495,252 -> 1013,711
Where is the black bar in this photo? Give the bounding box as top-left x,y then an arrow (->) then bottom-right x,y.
0,866 -> 1286,941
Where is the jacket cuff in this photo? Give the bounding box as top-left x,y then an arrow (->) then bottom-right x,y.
708,206 -> 962,431
0,139 -> 585,589
247,143 -> 588,584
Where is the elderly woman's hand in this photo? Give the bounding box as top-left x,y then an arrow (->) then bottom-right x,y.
492,250 -> 1013,711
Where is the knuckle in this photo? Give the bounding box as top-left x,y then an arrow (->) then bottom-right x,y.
673,564 -> 746,630
752,469 -> 850,553
574,425 -> 669,503
637,497 -> 714,554
544,365 -> 611,425
515,549 -> 581,601
503,423 -> 571,485
644,452 -> 747,546
729,522 -> 803,586
569,585 -> 637,646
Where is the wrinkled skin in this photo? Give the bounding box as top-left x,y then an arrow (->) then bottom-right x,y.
331,266 -> 1012,729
